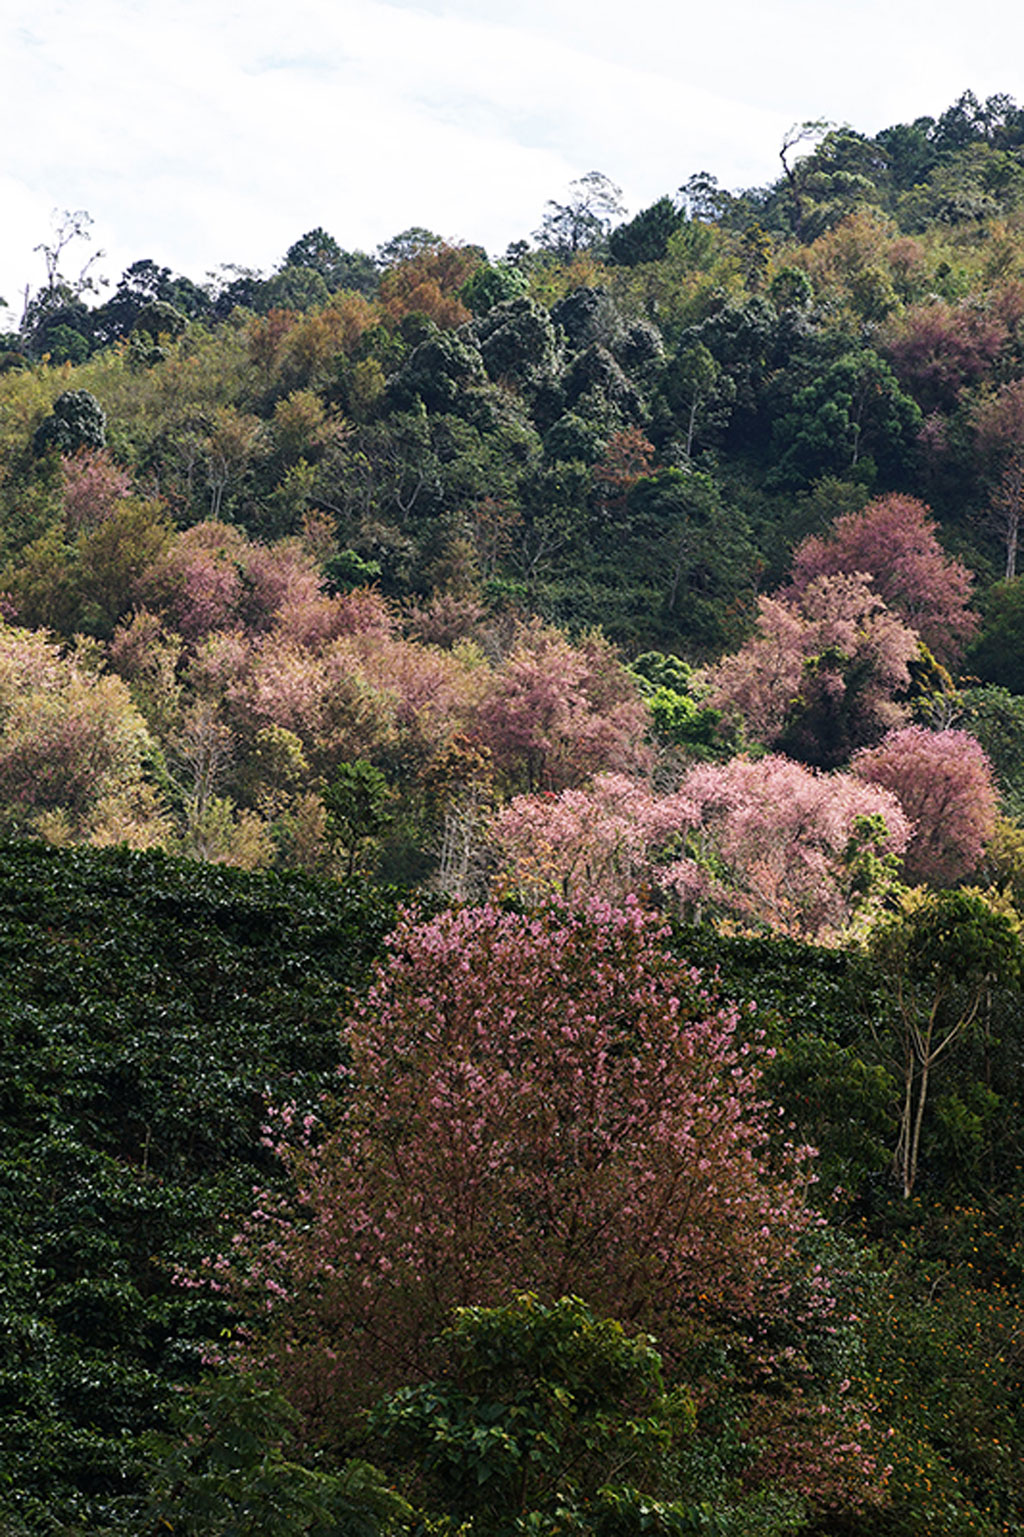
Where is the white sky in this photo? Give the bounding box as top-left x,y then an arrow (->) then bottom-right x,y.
2,0 -> 1023,327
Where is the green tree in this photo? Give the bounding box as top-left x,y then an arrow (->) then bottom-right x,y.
608,196 -> 685,266
323,759 -> 393,875
768,350 -> 921,491
622,469 -> 758,654
367,1294 -> 702,1536
136,1372 -> 411,1537
33,389 -> 106,455
869,891 -> 1023,1198
660,342 -> 733,457
960,684 -> 1024,819
284,227 -> 346,281
258,265 -> 331,315
966,579 -> 1024,694
459,262 -> 529,316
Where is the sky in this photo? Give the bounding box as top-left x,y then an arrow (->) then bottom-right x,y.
3,0 -> 1024,327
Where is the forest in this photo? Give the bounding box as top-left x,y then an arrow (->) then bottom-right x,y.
2,86 -> 1024,1534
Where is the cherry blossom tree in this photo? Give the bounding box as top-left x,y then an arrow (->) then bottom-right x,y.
209,903 -> 824,1435
61,448 -> 131,535
851,726 -> 998,886
138,521 -> 392,648
490,772 -> 687,906
705,573 -> 919,766
882,300 -> 1007,414
661,755 -> 910,941
492,757 -> 911,942
786,493 -> 976,664
141,520 -> 249,640
471,620 -> 651,792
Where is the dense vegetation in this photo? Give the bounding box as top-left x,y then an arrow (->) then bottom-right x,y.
3,87 -> 1024,1534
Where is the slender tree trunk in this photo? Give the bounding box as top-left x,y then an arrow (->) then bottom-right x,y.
897,1053 -> 915,1197
686,391 -> 700,457
1006,507 -> 1019,582
906,1054 -> 931,1200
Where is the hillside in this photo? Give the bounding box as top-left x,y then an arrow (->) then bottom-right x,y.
2,87 -> 1024,1535
3,93 -> 1024,898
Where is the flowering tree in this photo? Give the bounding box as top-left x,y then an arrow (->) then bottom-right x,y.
490,772 -> 685,906
851,726 -> 998,886
705,573 -> 919,766
141,520 -> 249,640
661,755 -> 910,941
786,493 -> 976,664
882,299 -> 1007,414
61,447 -> 131,534
491,760 -> 910,943
210,903 -> 822,1436
137,520 -> 394,649
471,620 -> 651,792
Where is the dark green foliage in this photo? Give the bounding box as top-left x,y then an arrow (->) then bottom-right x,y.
844,1199 -> 1024,1535
32,388 -> 106,455
284,227 -> 380,297
133,300 -> 188,342
91,258 -> 214,344
767,350 -> 922,492
324,760 -> 394,876
42,321 -> 91,364
21,296 -> 98,362
960,684 -> 1024,817
868,892 -> 1023,1197
966,579 -> 1024,693
563,343 -> 644,424
387,325 -> 487,414
550,286 -> 620,352
459,262 -> 529,316
258,265 -> 332,315
472,296 -> 562,395
0,841 -> 399,1530
135,1372 -> 411,1536
619,469 -> 758,654
367,1294 -> 703,1536
608,196 -> 685,266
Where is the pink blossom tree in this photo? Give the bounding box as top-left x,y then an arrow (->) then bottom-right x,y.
490,759 -> 911,943
209,903 -> 823,1434
882,299 -> 1007,414
851,726 -> 998,886
490,772 -> 689,906
139,521 -> 387,646
140,520 -> 249,640
705,572 -> 920,766
61,448 -> 131,535
660,754 -> 911,941
471,621 -> 651,792
786,493 -> 976,664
